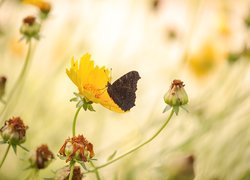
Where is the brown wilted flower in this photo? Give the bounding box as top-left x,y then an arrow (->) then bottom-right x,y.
59,135 -> 94,163
0,117 -> 28,145
0,76 -> 7,99
55,166 -> 83,180
29,144 -> 54,169
23,16 -> 36,26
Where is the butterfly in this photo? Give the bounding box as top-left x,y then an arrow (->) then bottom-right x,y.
107,71 -> 141,111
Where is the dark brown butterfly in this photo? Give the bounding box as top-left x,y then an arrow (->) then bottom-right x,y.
107,71 -> 141,111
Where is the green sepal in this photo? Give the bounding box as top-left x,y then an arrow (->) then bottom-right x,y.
18,144 -> 29,152
173,106 -> 179,116
57,154 -> 67,161
75,159 -> 88,170
12,144 -> 17,154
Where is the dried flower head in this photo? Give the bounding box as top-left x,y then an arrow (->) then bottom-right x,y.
55,166 -> 83,180
163,154 -> 195,180
59,135 -> 94,163
29,144 -> 54,169
0,76 -> 7,99
0,117 -> 28,145
20,15 -> 41,41
164,80 -> 188,115
23,16 -> 36,25
66,53 -> 124,113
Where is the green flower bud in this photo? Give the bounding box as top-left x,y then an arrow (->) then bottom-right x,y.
164,80 -> 188,106
0,117 -> 28,145
164,80 -> 188,115
20,16 -> 41,41
39,2 -> 51,20
0,76 -> 7,100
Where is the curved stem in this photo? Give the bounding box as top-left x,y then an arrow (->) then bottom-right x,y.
72,106 -> 82,136
0,144 -> 11,168
68,162 -> 75,180
87,109 -> 175,172
89,160 -> 101,180
0,41 -> 33,118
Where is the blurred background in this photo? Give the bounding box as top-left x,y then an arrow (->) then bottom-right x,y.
0,0 -> 250,179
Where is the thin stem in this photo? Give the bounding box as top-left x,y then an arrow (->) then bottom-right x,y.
0,0 -> 5,8
0,99 -> 6,104
0,144 -> 11,168
68,162 -> 75,180
87,109 -> 175,172
0,41 -> 33,118
89,160 -> 101,180
72,106 -> 82,136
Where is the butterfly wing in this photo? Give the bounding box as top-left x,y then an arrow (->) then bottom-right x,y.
107,71 -> 140,111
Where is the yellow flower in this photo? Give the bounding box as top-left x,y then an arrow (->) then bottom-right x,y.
66,53 -> 124,113
22,0 -> 51,12
188,41 -> 225,78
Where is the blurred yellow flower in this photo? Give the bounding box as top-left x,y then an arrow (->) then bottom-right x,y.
188,41 -> 225,78
66,53 -> 124,113
217,12 -> 231,37
22,0 -> 51,11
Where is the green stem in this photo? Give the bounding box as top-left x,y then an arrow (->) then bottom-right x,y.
0,144 -> 11,168
72,106 -> 82,136
89,160 -> 101,180
68,162 -> 75,180
87,109 -> 175,172
0,40 -> 33,118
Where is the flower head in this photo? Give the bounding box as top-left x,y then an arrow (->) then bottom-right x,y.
20,16 -> 41,41
0,76 -> 7,99
22,0 -> 51,20
188,41 -> 225,79
58,135 -> 94,163
0,117 -> 28,145
55,166 -> 83,180
66,53 -> 124,113
29,144 -> 54,169
164,80 -> 188,115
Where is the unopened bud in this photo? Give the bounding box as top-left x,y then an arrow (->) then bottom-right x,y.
20,16 -> 41,41
39,2 -> 51,20
164,80 -> 188,115
0,76 -> 7,99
